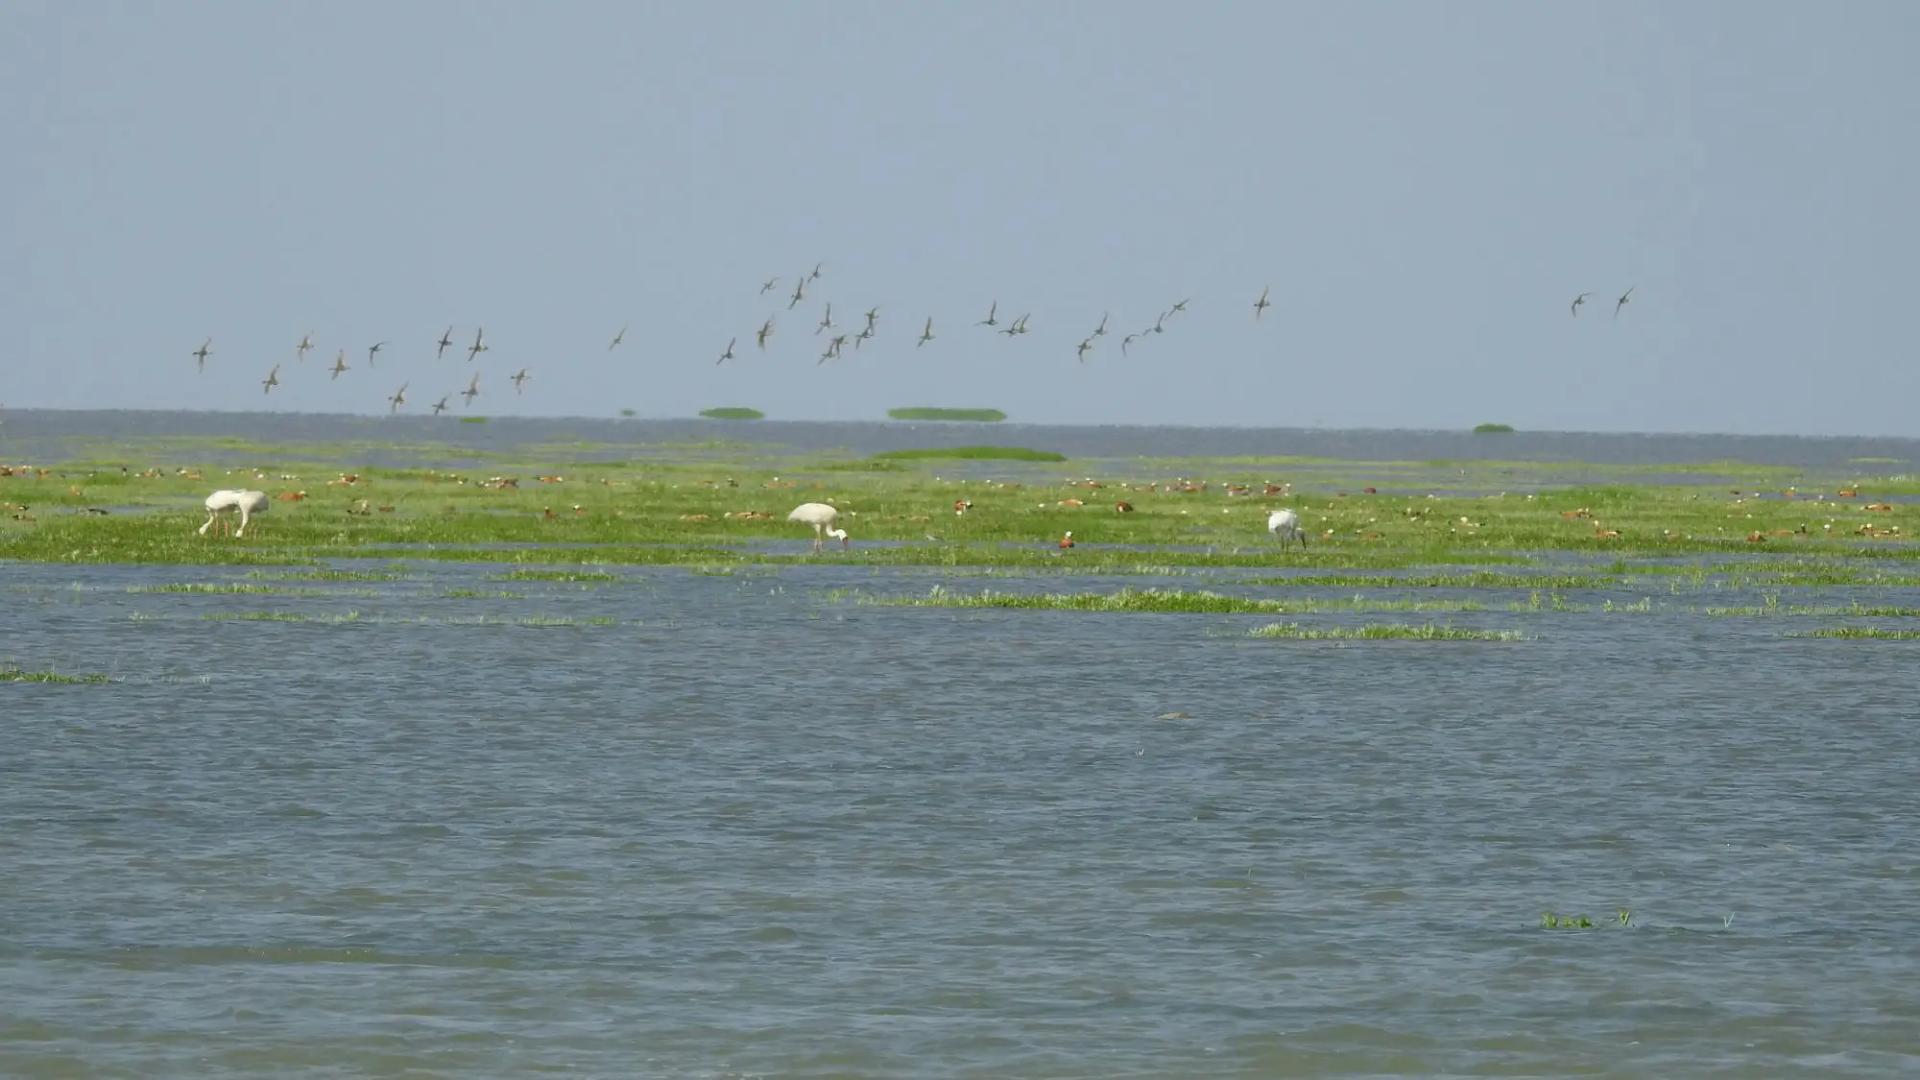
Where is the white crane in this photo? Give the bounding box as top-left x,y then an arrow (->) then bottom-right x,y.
1267,508 -> 1307,549
199,489 -> 269,537
787,502 -> 849,552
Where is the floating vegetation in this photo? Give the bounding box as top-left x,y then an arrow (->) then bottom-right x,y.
201,611 -> 615,627
126,582 -> 293,595
489,569 -> 619,583
441,589 -> 524,599
863,586 -> 1485,615
1244,572 -> 1615,590
1,667 -> 110,684
886,407 -> 1007,422
1541,910 -> 1633,930
1797,627 -> 1920,640
247,568 -> 407,582
1248,623 -> 1526,641
1701,600 -> 1920,618
699,407 -> 764,421
1473,422 -> 1516,434
873,445 -> 1064,462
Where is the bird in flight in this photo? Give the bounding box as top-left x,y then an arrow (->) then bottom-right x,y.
296,333 -> 314,362
760,276 -> 780,295
367,341 -> 386,366
816,302 -> 835,335
1614,286 -> 1634,318
757,316 -> 775,350
809,261 -> 825,281
863,306 -> 880,333
432,396 -> 449,416
997,313 -> 1029,338
717,337 -> 736,365
330,351 -> 350,380
977,301 -> 998,328
1171,298 -> 1190,314
609,325 -> 627,350
262,364 -> 280,394
1571,292 -> 1592,317
1122,332 -> 1140,356
192,338 -> 212,372
437,326 -> 455,358
788,277 -> 807,310
461,372 -> 481,406
1150,312 -> 1167,335
511,368 -> 530,394
1094,312 -> 1109,338
1076,337 -> 1093,363
388,383 -> 408,413
467,327 -> 488,361
820,333 -> 849,365
917,318 -> 934,347
1254,286 -> 1272,319
854,326 -> 874,349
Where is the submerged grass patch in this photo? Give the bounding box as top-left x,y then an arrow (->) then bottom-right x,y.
489,569 -> 619,583
861,586 -> 1486,616
873,445 -> 1064,462
1797,627 -> 1920,640
1,666 -> 110,684
1248,622 -> 1527,641
201,611 -> 617,627
699,407 -> 764,420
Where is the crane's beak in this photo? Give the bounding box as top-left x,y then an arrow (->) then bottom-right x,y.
840,535 -> 850,549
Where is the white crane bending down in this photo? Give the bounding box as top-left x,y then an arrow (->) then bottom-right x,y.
1267,508 -> 1306,549
788,502 -> 849,552
200,489 -> 269,537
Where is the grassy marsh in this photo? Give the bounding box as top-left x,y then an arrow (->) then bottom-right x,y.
5,438 -> 1914,582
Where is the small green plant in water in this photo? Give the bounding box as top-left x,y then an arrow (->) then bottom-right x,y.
1,667 -> 110,684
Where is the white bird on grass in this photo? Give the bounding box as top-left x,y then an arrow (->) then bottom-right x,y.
788,502 -> 849,552
199,489 -> 269,538
1267,508 -> 1307,549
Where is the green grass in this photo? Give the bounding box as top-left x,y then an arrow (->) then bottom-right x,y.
1473,422 -> 1516,434
1248,622 -> 1526,641
700,407 -> 765,420
873,446 -> 1065,462
1,666 -> 110,684
1797,627 -> 1920,640
886,407 -> 1007,422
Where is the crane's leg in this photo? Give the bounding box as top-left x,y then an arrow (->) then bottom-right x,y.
198,510 -> 216,535
236,506 -> 250,538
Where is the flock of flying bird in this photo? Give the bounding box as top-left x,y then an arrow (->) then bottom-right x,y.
187,267 -> 1640,413
190,324 -> 530,416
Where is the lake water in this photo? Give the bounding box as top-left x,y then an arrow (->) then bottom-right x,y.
4,412 -> 1920,1076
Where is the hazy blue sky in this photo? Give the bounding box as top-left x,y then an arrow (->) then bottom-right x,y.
4,2 -> 1916,434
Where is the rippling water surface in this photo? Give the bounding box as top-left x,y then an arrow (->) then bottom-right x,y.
4,413 -> 1920,1075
